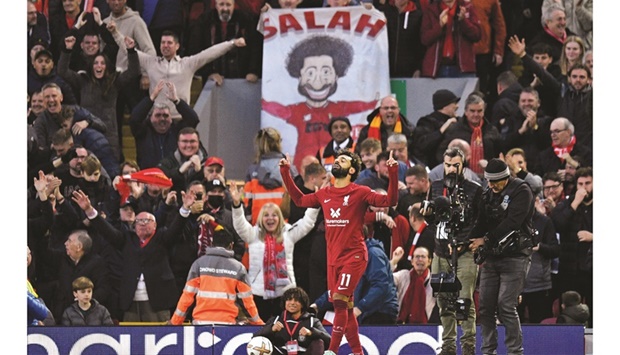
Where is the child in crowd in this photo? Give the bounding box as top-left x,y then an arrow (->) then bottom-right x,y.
61,277 -> 114,326
557,291 -> 590,327
357,138 -> 382,181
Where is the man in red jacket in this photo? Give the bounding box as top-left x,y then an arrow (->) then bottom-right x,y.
420,0 -> 482,78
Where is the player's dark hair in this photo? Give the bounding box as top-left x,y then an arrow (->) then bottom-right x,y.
336,149 -> 362,182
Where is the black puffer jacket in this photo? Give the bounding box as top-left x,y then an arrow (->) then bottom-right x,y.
61,299 -> 114,326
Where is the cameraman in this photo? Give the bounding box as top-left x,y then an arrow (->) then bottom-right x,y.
469,159 -> 534,355
423,147 -> 482,355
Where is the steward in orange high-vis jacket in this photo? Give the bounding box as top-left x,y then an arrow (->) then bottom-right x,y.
170,225 -> 264,325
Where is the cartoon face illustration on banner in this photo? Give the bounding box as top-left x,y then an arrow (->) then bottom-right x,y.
262,34 -> 381,168
286,36 -> 353,108
260,8 -> 391,169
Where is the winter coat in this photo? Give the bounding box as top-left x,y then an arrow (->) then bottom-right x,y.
61,299 -> 114,326
57,46 -> 140,160
255,311 -> 332,352
523,211 -> 559,293
88,210 -> 188,312
420,0 -> 481,77
129,96 -> 200,169
158,146 -> 208,195
353,238 -> 399,323
28,292 -> 49,326
411,111 -> 453,167
33,105 -> 107,153
557,304 -> 590,326
437,116 -> 503,166
232,205 -> 319,298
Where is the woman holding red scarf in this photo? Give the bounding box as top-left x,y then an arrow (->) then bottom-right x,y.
231,185 -> 319,322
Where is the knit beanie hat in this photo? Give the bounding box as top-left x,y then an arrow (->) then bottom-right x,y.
328,116 -> 352,133
433,89 -> 460,111
484,159 -> 510,182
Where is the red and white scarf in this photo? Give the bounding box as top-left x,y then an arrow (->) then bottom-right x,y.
263,234 -> 289,299
407,222 -> 428,262
198,220 -> 223,257
553,135 -> 576,162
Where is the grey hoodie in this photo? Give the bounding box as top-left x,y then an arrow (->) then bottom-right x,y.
104,7 -> 156,73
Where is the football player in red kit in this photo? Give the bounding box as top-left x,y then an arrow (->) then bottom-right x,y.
280,149 -> 399,355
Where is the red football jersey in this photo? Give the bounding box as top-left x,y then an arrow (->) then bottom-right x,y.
281,164 -> 398,266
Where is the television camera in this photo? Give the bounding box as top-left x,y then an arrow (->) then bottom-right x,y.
423,182 -> 471,321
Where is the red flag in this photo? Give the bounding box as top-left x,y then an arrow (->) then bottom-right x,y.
116,168 -> 174,205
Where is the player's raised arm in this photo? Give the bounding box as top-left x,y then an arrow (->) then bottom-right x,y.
279,154 -> 320,208
368,150 -> 400,207
278,154 -> 291,168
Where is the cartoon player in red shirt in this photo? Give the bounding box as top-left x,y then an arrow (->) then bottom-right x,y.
279,149 -> 399,355
263,35 -> 378,169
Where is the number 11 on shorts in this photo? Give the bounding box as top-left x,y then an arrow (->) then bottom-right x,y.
338,273 -> 351,290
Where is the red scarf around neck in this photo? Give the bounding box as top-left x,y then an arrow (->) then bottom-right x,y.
263,234 -> 288,299
407,222 -> 427,261
469,120 -> 484,175
398,268 -> 429,323
544,26 -> 567,44
553,135 -> 576,161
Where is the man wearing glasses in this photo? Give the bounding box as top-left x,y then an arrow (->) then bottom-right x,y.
71,188 -> 196,322
356,96 -> 415,156
540,172 -> 565,216
534,117 -> 592,176
55,146 -> 89,199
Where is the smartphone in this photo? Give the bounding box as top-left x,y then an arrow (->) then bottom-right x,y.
196,192 -> 203,200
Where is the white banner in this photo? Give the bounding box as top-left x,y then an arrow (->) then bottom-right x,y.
259,6 -> 391,169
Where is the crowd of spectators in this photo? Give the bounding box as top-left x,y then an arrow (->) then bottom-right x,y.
26,0 -> 593,336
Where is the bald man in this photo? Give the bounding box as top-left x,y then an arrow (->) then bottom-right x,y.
72,189 -> 195,322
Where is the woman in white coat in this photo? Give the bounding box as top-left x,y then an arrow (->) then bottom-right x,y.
230,184 -> 319,321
